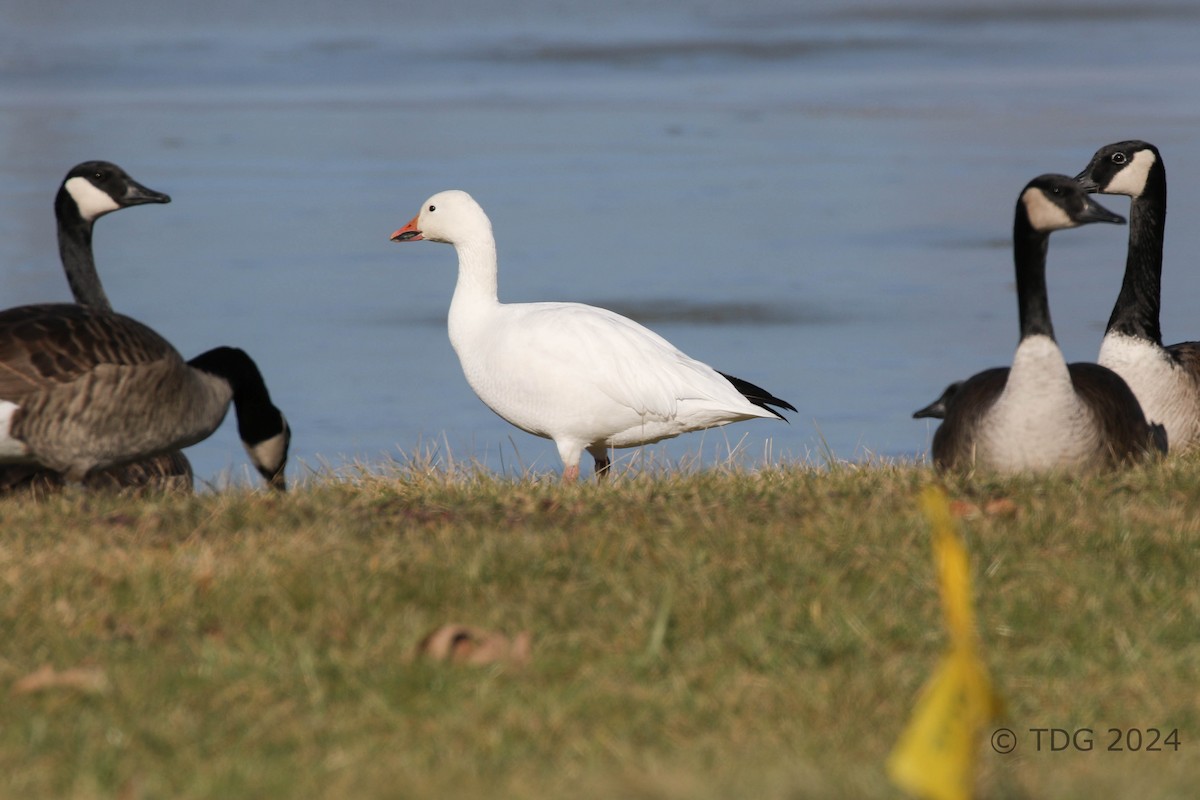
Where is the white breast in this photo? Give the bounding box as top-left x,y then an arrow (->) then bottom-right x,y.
1099,332 -> 1200,449
978,335 -> 1098,470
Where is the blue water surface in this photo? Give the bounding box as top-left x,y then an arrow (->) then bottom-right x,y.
2,0 -> 1200,484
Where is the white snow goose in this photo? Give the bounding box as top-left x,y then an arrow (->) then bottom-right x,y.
390,189 -> 795,481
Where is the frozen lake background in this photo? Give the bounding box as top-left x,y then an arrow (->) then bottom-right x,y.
3,0 -> 1200,485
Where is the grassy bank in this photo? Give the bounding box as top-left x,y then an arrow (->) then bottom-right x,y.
1,458 -> 1198,799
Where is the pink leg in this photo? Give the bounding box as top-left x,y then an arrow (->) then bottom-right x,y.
561,464 -> 580,482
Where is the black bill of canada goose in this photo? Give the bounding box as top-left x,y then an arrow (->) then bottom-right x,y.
0,161 -> 193,494
926,174 -> 1165,473
1075,140 -> 1200,452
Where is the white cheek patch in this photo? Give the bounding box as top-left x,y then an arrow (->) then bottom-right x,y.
244,429 -> 289,473
1021,188 -> 1075,232
0,401 -> 30,459
1105,149 -> 1157,198
64,176 -> 121,221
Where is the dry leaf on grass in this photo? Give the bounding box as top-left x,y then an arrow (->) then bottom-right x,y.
12,664 -> 110,695
982,498 -> 1018,517
948,500 -> 981,519
410,624 -> 532,667
949,498 -> 1018,520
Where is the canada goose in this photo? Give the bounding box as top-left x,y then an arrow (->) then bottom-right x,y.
0,304 -> 290,489
1075,140 -> 1200,451
0,161 -> 195,494
389,190 -> 795,481
926,174 -> 1163,472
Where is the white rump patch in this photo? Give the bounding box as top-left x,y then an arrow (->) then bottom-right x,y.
1021,187 -> 1074,232
64,176 -> 121,221
1105,149 -> 1157,198
0,401 -> 30,459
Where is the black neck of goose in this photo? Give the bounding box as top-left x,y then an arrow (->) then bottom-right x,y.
1013,209 -> 1055,342
54,187 -> 113,312
1105,167 -> 1166,344
187,346 -> 284,443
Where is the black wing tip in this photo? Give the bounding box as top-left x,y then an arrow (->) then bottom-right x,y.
718,371 -> 796,420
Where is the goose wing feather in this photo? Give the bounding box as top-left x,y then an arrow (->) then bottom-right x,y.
504,302 -> 762,422
0,304 -> 181,399
1166,341 -> 1200,375
930,367 -> 1008,470
0,305 -> 209,478
1068,361 -> 1167,460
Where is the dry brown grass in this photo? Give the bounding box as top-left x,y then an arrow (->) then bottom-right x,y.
0,457 -> 1197,798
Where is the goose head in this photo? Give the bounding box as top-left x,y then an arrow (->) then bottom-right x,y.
1019,174 -> 1125,233
390,190 -> 492,246
1074,140 -> 1161,199
59,161 -> 171,224
912,380 -> 962,420
187,346 -> 290,492
244,417 -> 290,491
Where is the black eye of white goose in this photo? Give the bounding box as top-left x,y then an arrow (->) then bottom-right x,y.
428,205 -> 436,212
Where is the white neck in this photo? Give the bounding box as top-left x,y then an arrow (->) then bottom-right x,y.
451,238 -> 500,302
447,235 -> 502,352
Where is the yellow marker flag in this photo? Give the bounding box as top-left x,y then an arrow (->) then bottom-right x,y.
886,486 -> 1003,800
